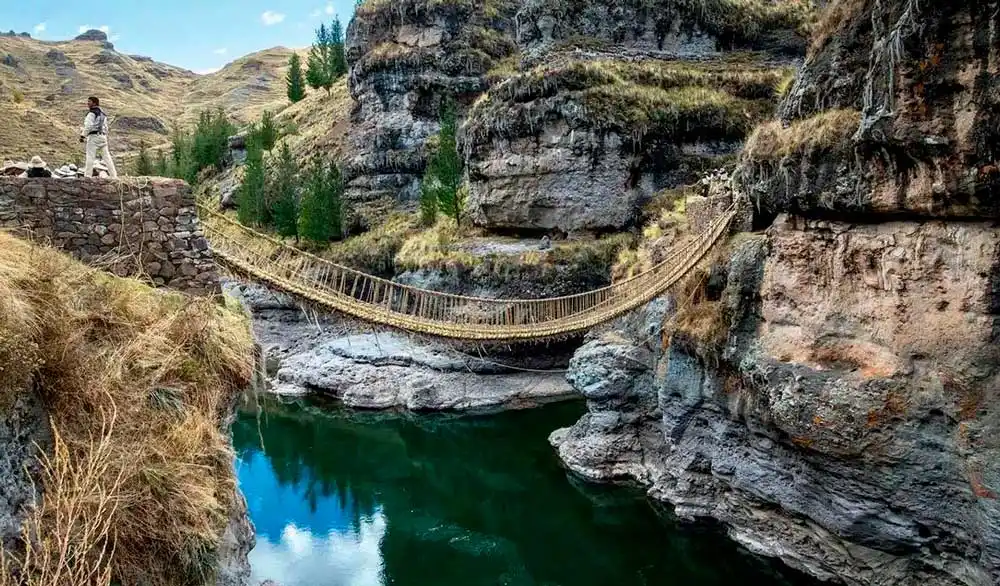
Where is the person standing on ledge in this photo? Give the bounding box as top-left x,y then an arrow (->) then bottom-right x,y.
80,96 -> 118,178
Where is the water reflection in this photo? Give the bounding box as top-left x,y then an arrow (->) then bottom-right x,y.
234,396 -> 820,586
237,450 -> 387,585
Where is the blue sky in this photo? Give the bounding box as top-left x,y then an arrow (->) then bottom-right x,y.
7,0 -> 357,73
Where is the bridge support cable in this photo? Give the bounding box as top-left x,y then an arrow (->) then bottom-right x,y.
197,204 -> 737,342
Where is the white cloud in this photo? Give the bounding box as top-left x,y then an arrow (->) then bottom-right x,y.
325,3 -> 335,15
195,67 -> 221,75
33,22 -> 46,35
213,48 -> 228,55
261,11 -> 286,26
309,9 -> 321,17
99,25 -> 110,33
249,513 -> 387,586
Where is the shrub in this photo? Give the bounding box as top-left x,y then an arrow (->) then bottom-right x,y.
132,140 -> 154,176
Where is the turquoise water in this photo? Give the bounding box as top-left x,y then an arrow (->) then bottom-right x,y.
233,397 -> 819,586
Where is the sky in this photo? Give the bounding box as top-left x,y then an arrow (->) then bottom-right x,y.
5,0 -> 358,73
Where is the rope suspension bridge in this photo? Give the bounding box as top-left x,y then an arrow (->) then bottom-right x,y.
196,203 -> 738,342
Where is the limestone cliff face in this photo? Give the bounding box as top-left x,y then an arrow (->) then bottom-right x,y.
462,1 -> 813,234
554,1 -> 1000,584
343,0 -> 517,224
515,0 -> 812,59
746,0 -> 1000,220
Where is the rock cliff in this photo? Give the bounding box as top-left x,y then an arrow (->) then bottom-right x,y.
343,0 -> 518,224
461,0 -> 815,234
554,1 -> 1000,584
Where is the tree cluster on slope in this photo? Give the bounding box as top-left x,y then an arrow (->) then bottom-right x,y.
287,18 -> 348,102
237,112 -> 345,245
147,109 -> 235,183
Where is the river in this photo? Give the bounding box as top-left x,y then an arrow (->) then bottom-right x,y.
233,396 -> 820,586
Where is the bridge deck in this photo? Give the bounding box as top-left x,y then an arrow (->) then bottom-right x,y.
197,204 -> 736,342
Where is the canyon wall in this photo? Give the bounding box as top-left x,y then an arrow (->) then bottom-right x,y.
554,1 -> 1000,585
343,0 -> 518,225
344,0 -> 813,234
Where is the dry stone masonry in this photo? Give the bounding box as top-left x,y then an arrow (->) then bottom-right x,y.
0,177 -> 219,295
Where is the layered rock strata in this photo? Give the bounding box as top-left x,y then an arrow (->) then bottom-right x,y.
554,1 -> 1000,584
462,57 -> 787,233
343,0 -> 518,223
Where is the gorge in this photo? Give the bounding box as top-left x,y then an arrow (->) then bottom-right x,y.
0,0 -> 998,585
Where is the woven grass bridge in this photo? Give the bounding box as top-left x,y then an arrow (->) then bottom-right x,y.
197,204 -> 737,342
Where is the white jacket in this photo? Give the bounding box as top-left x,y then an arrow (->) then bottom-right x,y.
81,109 -> 109,138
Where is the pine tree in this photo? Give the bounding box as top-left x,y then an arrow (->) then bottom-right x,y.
257,110 -> 280,152
330,18 -> 348,81
306,24 -> 331,92
286,53 -> 307,103
424,100 -> 464,225
133,140 -> 154,176
191,108 -> 235,172
270,143 -> 300,238
299,158 -> 343,244
238,133 -> 267,226
419,167 -> 438,226
168,124 -> 195,183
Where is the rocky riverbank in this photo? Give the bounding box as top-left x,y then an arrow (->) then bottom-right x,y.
226,281 -> 576,413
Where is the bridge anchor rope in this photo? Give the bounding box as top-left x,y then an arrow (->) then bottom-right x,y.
196,203 -> 737,342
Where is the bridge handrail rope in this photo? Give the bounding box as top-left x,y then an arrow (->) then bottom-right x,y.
196,202 -> 737,341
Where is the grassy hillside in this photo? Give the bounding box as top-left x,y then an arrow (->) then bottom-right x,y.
0,34 -> 306,166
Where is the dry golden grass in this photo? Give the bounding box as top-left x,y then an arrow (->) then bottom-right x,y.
395,219 -> 478,271
0,35 -> 302,166
277,77 -> 353,164
0,233 -> 254,586
613,189 -> 690,281
743,108 -> 861,161
809,0 -> 867,55
394,217 -> 633,276
321,213 -> 420,276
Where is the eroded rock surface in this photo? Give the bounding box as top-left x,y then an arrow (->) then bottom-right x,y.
462,4 -> 811,234
343,0 -> 518,223
0,389 -> 51,554
554,2 -> 1000,584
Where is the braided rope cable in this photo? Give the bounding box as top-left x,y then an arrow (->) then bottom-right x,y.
198,203 -> 737,342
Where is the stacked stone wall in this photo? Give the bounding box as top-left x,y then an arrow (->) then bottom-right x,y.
0,177 -> 218,295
